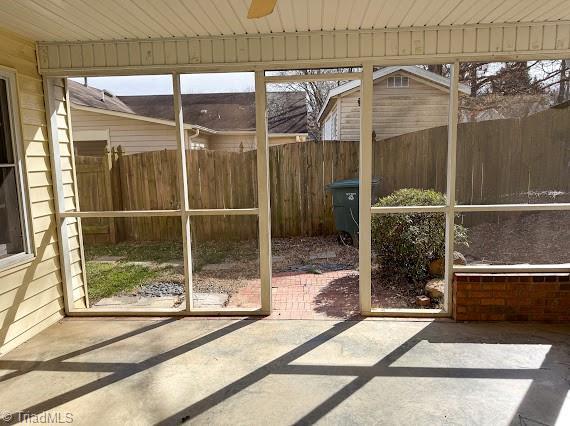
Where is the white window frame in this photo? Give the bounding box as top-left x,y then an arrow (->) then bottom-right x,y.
387,75 -> 409,88
0,67 -> 34,271
331,111 -> 338,139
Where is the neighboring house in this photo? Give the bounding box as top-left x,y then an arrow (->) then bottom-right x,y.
318,66 -> 470,141
69,80 -> 308,155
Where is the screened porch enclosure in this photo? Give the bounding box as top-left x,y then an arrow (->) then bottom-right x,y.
16,0 -> 565,318
44,59 -> 569,317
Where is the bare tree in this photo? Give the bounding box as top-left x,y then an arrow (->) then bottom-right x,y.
557,59 -> 569,103
275,61 -> 570,136
275,68 -> 359,140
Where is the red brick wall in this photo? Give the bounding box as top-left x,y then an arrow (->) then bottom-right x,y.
453,273 -> 570,322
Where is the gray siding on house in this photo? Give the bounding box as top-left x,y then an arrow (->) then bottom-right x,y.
338,74 -> 450,141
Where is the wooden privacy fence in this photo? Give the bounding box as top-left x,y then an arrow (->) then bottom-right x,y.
376,105 -> 570,205
76,106 -> 569,244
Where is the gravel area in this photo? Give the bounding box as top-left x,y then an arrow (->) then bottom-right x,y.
138,282 -> 184,297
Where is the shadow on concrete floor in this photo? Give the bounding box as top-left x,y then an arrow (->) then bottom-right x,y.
0,318 -> 568,425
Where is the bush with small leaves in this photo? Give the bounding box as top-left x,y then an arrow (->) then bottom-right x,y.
371,189 -> 468,282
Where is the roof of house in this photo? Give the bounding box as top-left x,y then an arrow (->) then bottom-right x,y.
69,80 -> 307,134
317,66 -> 471,122
69,80 -> 135,115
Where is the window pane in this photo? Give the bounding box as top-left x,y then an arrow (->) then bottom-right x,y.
457,60 -> 570,205
68,75 -> 178,211
269,72 -> 360,319
371,213 -> 453,310
457,211 -> 570,266
0,79 -> 14,164
82,216 -> 184,311
181,72 -> 261,209
191,215 -> 260,310
0,167 -> 24,259
372,64 -> 452,206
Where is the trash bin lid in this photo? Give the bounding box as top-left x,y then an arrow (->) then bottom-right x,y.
326,177 -> 380,189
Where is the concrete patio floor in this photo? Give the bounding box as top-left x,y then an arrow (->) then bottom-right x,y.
0,318 -> 568,425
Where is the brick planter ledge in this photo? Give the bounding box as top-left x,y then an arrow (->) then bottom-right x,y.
453,273 -> 570,322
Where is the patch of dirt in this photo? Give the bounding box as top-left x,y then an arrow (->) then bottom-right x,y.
193,236 -> 437,310
119,236 -> 442,310
461,211 -> 570,265
371,269 -> 440,309
272,236 -> 359,272
192,236 -> 360,297
193,239 -> 259,296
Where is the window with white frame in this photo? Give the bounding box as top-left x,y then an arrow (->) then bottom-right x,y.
331,111 -> 338,139
387,75 -> 409,88
0,71 -> 31,267
323,114 -> 335,140
323,116 -> 333,139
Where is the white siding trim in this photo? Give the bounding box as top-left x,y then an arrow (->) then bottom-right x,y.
37,23 -> 570,75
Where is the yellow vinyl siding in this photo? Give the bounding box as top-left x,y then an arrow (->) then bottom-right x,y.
57,81 -> 88,309
339,74 -> 450,141
71,107 -> 301,153
0,29 -> 69,354
70,108 -> 182,154
207,134 -> 257,152
268,135 -> 302,147
207,134 -> 301,152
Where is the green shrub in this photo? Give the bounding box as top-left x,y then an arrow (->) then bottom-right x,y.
371,189 -> 467,282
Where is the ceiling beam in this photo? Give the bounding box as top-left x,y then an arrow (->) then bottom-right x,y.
37,23 -> 570,75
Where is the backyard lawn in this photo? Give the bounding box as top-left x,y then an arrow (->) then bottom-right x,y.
82,210 -> 569,310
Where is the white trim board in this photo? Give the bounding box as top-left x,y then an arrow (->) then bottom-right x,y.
37,23 -> 570,75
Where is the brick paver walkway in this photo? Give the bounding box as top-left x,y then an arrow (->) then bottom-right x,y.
227,269 -> 361,319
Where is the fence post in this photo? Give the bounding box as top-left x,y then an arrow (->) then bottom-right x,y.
113,146 -> 125,241
112,146 -> 124,210
104,147 -> 117,243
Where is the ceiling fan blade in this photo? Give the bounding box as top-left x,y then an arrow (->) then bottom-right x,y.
247,0 -> 277,19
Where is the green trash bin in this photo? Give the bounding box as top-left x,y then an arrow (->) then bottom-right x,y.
326,178 -> 381,245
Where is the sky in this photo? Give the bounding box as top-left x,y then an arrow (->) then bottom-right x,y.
69,61 -> 562,96
70,72 -> 255,95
